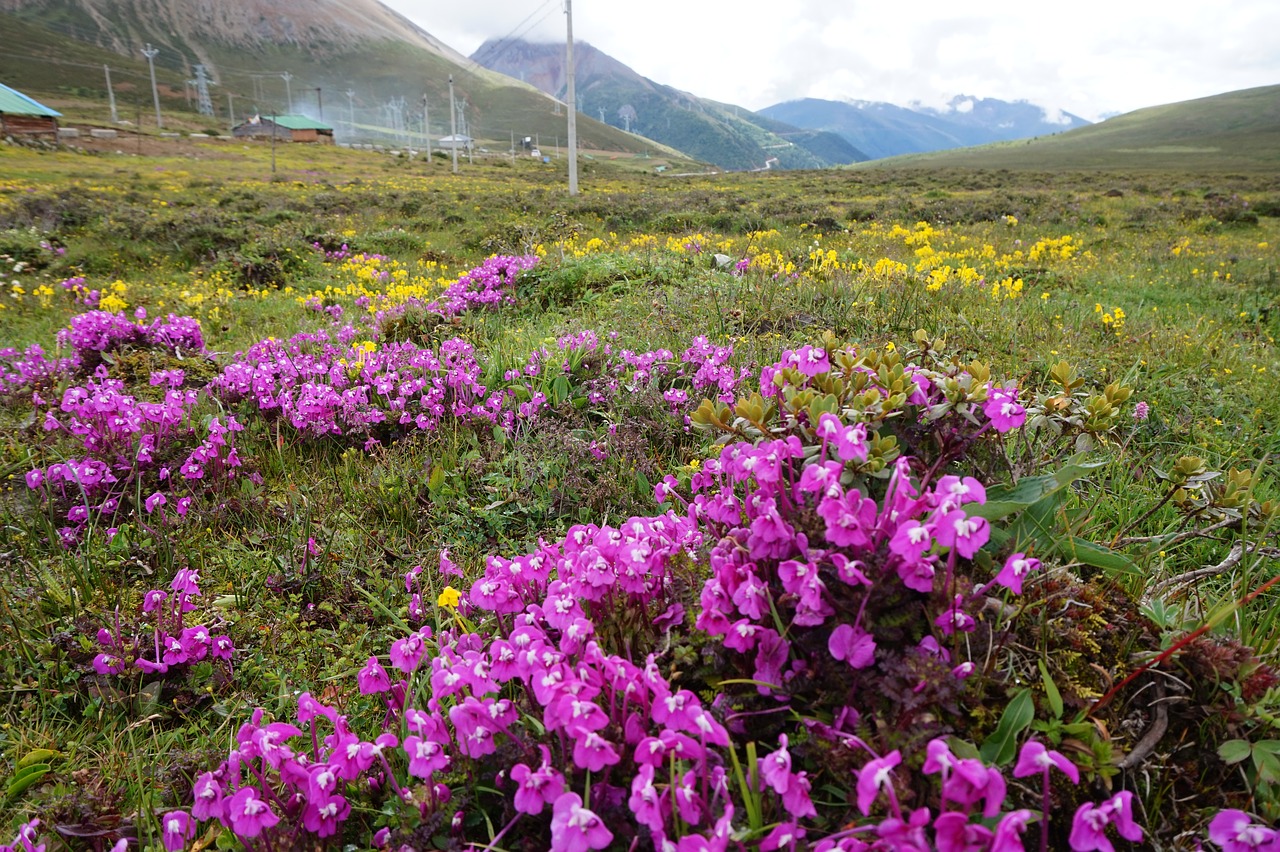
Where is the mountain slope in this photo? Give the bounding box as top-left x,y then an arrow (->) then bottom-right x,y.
0,0 -> 667,156
471,38 -> 867,170
760,97 -> 1089,161
865,84 -> 1280,171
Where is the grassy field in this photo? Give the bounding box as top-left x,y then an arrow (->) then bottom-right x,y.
1,138 -> 1279,851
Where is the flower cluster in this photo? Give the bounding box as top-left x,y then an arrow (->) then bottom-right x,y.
93,567 -> 234,677
24,373 -> 245,543
57,310 -> 206,359
0,343 -> 77,397
426,254 -> 539,317
210,325 -> 743,443
174,341 -> 1144,851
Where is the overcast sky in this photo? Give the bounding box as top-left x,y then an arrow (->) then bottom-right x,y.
381,0 -> 1280,122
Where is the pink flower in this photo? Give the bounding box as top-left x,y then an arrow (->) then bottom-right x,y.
160,811 -> 194,852
994,552 -> 1040,595
856,750 -> 901,815
225,787 -> 279,838
357,657 -> 391,694
1208,809 -> 1280,851
549,792 -> 613,852
145,491 -> 167,513
983,386 -> 1026,433
1068,791 -> 1143,851
992,810 -> 1036,852
510,749 -> 565,815
1014,740 -> 1080,785
932,510 -> 989,558
828,623 -> 876,669
190,772 -> 224,821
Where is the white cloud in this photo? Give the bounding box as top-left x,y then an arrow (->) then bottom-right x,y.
382,0 -> 1280,122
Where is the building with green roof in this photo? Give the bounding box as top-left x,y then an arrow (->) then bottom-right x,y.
0,82 -> 61,139
232,114 -> 334,144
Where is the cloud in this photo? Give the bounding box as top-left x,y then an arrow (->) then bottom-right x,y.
383,0 -> 1280,122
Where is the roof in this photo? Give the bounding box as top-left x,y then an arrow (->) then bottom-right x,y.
0,82 -> 61,118
269,114 -> 332,131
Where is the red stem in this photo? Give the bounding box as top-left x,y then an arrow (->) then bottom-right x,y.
1089,570 -> 1280,716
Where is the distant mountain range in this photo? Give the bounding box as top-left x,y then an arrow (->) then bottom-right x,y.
3,0 -> 1266,173
759,96 -> 1091,161
470,38 -> 866,171
0,0 -> 671,157
855,84 -> 1280,172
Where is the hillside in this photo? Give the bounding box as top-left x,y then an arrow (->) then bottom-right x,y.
0,0 -> 668,157
471,38 -> 867,171
864,84 -> 1280,171
760,96 -> 1089,160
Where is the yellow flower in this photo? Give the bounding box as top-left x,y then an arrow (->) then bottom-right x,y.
437,586 -> 461,609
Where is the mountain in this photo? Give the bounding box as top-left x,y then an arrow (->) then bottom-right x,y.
857,84 -> 1280,171
759,96 -> 1090,161
0,0 -> 669,156
470,38 -> 867,171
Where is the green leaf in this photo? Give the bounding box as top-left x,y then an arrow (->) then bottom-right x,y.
1059,536 -> 1138,575
550,375 -> 570,406
1253,741 -> 1280,756
16,749 -> 60,769
979,688 -> 1035,765
1254,750 -> 1280,785
968,459 -> 1107,522
1219,739 -> 1253,764
6,763 -> 50,799
1039,660 -> 1064,719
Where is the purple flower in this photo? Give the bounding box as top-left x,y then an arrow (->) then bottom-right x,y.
856,750 -> 901,815
1014,740 -> 1080,785
1208,810 -> 1280,851
994,552 -> 1040,595
510,749 -> 565,815
760,734 -> 794,794
225,787 -> 279,838
549,792 -> 613,852
300,793 -> 350,838
160,811 -> 194,852
572,731 -> 621,772
190,772 -> 224,821
145,491 -> 167,513
992,810 -> 1036,852
828,623 -> 876,669
1068,791 -> 1143,851
357,657 -> 391,694
932,510 -> 989,558
983,386 -> 1026,433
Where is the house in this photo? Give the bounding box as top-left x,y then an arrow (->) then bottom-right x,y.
232,114 -> 334,144
0,82 -> 60,139
436,134 -> 474,152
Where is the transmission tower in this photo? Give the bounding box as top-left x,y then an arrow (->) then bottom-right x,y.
193,65 -> 214,117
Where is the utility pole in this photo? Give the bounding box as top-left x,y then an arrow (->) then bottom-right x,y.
421,93 -> 431,159
141,43 -> 162,128
281,71 -> 293,113
104,65 -> 118,123
270,111 -> 277,174
227,92 -> 235,129
565,0 -> 578,195
315,88 -> 323,121
448,74 -> 458,174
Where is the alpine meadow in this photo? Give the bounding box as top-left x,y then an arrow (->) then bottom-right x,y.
1,6 -> 1280,851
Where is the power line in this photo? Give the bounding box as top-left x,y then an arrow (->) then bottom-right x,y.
470,0 -> 557,68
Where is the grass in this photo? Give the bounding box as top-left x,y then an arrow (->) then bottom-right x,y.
0,137 -> 1279,847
